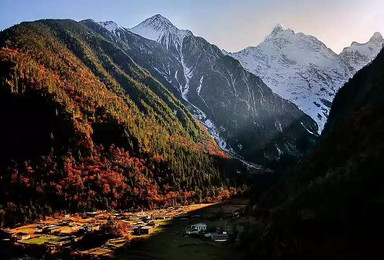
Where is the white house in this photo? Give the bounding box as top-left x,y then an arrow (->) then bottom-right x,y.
191,223 -> 207,231
211,231 -> 229,242
186,223 -> 207,234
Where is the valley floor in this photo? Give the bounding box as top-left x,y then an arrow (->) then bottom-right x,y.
116,199 -> 249,260
0,199 -> 250,259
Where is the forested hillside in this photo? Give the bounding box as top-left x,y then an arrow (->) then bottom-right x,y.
241,48 -> 384,259
0,20 -> 247,227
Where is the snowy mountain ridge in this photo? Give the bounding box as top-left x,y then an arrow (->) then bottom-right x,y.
230,24 -> 383,132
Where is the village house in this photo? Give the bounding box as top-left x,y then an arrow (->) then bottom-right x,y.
133,225 -> 153,235
185,223 -> 207,234
14,232 -> 30,240
191,223 -> 207,231
210,231 -> 229,242
43,225 -> 60,234
140,226 -> 152,235
79,224 -> 101,232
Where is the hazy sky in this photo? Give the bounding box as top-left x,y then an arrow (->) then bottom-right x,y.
0,0 -> 383,53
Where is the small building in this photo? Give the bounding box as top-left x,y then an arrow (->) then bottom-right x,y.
190,223 -> 207,232
140,226 -> 152,235
15,232 -> 30,240
79,224 -> 100,232
133,225 -> 142,235
185,223 -> 207,234
211,232 -> 229,242
43,225 -> 60,234
133,225 -> 152,235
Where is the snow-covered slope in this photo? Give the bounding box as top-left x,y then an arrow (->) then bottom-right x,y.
97,21 -> 120,32
230,25 -> 383,132
340,32 -> 384,72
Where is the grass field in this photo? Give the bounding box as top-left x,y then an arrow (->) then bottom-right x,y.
19,235 -> 60,245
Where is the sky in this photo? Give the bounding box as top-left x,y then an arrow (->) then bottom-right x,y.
0,0 -> 383,53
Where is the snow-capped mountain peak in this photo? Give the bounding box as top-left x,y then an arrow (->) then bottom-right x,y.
271,23 -> 284,34
231,25 -> 353,132
267,23 -> 296,39
340,32 -> 384,72
140,14 -> 175,30
98,21 -> 120,32
129,14 -> 193,49
231,25 -> 383,133
370,32 -> 384,42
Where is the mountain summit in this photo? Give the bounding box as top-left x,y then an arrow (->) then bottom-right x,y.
370,31 -> 384,42
340,32 -> 384,72
130,14 -> 193,50
270,23 -> 284,35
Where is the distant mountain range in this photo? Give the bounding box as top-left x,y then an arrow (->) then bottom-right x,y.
230,24 -> 383,131
95,15 -> 318,167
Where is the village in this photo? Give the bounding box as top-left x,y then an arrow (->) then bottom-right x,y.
0,201 -> 245,258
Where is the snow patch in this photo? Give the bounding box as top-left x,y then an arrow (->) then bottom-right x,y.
301,122 -> 316,135
275,121 -> 283,132
98,21 -> 120,32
